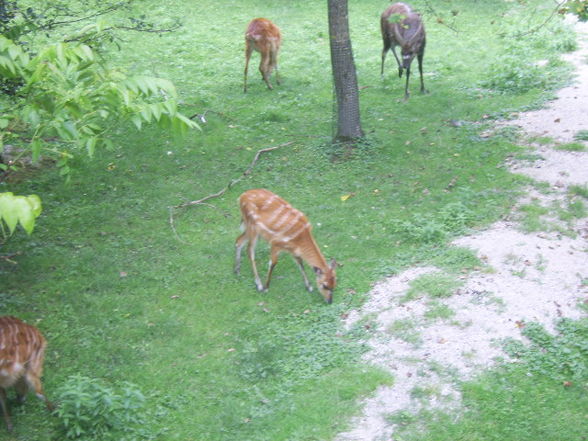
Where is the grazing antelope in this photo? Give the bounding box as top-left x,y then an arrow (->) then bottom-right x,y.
235,189 -> 337,304
381,2 -> 427,99
244,18 -> 282,92
0,316 -> 53,432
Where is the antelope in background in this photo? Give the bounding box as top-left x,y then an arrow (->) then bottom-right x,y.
244,18 -> 282,92
0,316 -> 53,432
381,2 -> 427,99
235,189 -> 337,304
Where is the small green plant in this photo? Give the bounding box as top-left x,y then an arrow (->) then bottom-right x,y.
55,375 -> 149,440
558,199 -> 586,221
424,301 -> 456,321
529,135 -> 554,145
573,129 -> 588,141
391,215 -> 446,244
385,410 -> 417,427
410,385 -> 441,402
431,247 -> 482,273
404,273 -> 462,301
517,201 -> 550,232
439,202 -> 474,235
388,318 -> 423,346
560,1 -> 588,22
554,142 -> 586,152
503,318 -> 588,382
568,184 -> 588,199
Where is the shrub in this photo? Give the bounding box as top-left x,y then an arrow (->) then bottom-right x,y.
503,318 -> 588,382
55,375 -> 150,440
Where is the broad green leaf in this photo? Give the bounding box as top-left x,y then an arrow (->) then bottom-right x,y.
86,137 -> 97,157
62,121 -> 79,139
0,193 -> 42,235
13,197 -> 36,234
0,192 -> 19,234
31,138 -> 42,162
131,115 -> 142,130
27,194 -> 42,217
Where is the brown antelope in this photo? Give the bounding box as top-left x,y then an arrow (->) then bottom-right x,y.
244,18 -> 282,92
0,316 -> 53,432
381,2 -> 427,99
235,189 -> 336,303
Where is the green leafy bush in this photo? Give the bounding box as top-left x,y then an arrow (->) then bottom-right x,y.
561,1 -> 588,22
480,17 -> 575,93
405,273 -> 462,301
503,318 -> 588,382
0,26 -> 198,178
391,202 -> 475,244
55,375 -> 150,440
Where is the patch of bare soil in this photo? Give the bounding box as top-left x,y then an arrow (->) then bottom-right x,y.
336,19 -> 588,441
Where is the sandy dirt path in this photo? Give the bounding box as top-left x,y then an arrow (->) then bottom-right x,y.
336,18 -> 588,441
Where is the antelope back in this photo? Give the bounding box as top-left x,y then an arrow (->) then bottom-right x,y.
245,18 -> 281,54
0,316 -> 47,390
240,189 -> 310,247
382,3 -> 424,47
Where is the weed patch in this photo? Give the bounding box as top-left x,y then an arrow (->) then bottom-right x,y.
554,142 -> 586,151
404,273 -> 462,302
396,319 -> 588,441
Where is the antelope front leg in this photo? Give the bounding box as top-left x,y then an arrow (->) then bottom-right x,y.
404,66 -> 411,101
244,43 -> 254,93
247,236 -> 265,291
391,47 -> 403,78
259,56 -> 273,90
264,246 -> 281,291
234,232 -> 247,274
418,52 -> 428,94
293,256 -> 313,292
0,389 -> 14,432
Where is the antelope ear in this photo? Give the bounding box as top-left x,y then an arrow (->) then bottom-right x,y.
329,258 -> 337,270
313,266 -> 323,276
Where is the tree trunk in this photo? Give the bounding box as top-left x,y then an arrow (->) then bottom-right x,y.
327,0 -> 364,143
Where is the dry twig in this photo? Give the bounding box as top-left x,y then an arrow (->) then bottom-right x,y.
168,141 -> 294,240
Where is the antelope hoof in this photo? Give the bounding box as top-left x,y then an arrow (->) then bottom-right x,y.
306,285 -> 314,293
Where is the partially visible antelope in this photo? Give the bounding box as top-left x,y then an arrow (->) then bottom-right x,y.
381,2 -> 427,99
244,18 -> 282,92
0,316 -> 53,432
235,189 -> 337,304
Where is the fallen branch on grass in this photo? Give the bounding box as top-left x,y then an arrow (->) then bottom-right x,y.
169,141 -> 294,242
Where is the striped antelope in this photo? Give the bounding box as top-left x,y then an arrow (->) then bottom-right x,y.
244,18 -> 282,92
0,316 -> 53,432
235,189 -> 336,303
381,2 -> 427,99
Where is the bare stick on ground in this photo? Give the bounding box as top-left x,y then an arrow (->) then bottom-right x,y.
168,141 -> 294,242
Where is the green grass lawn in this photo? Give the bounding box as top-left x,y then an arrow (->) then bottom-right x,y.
1,1 -> 585,440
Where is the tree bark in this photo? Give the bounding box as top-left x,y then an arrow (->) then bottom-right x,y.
327,0 -> 364,143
